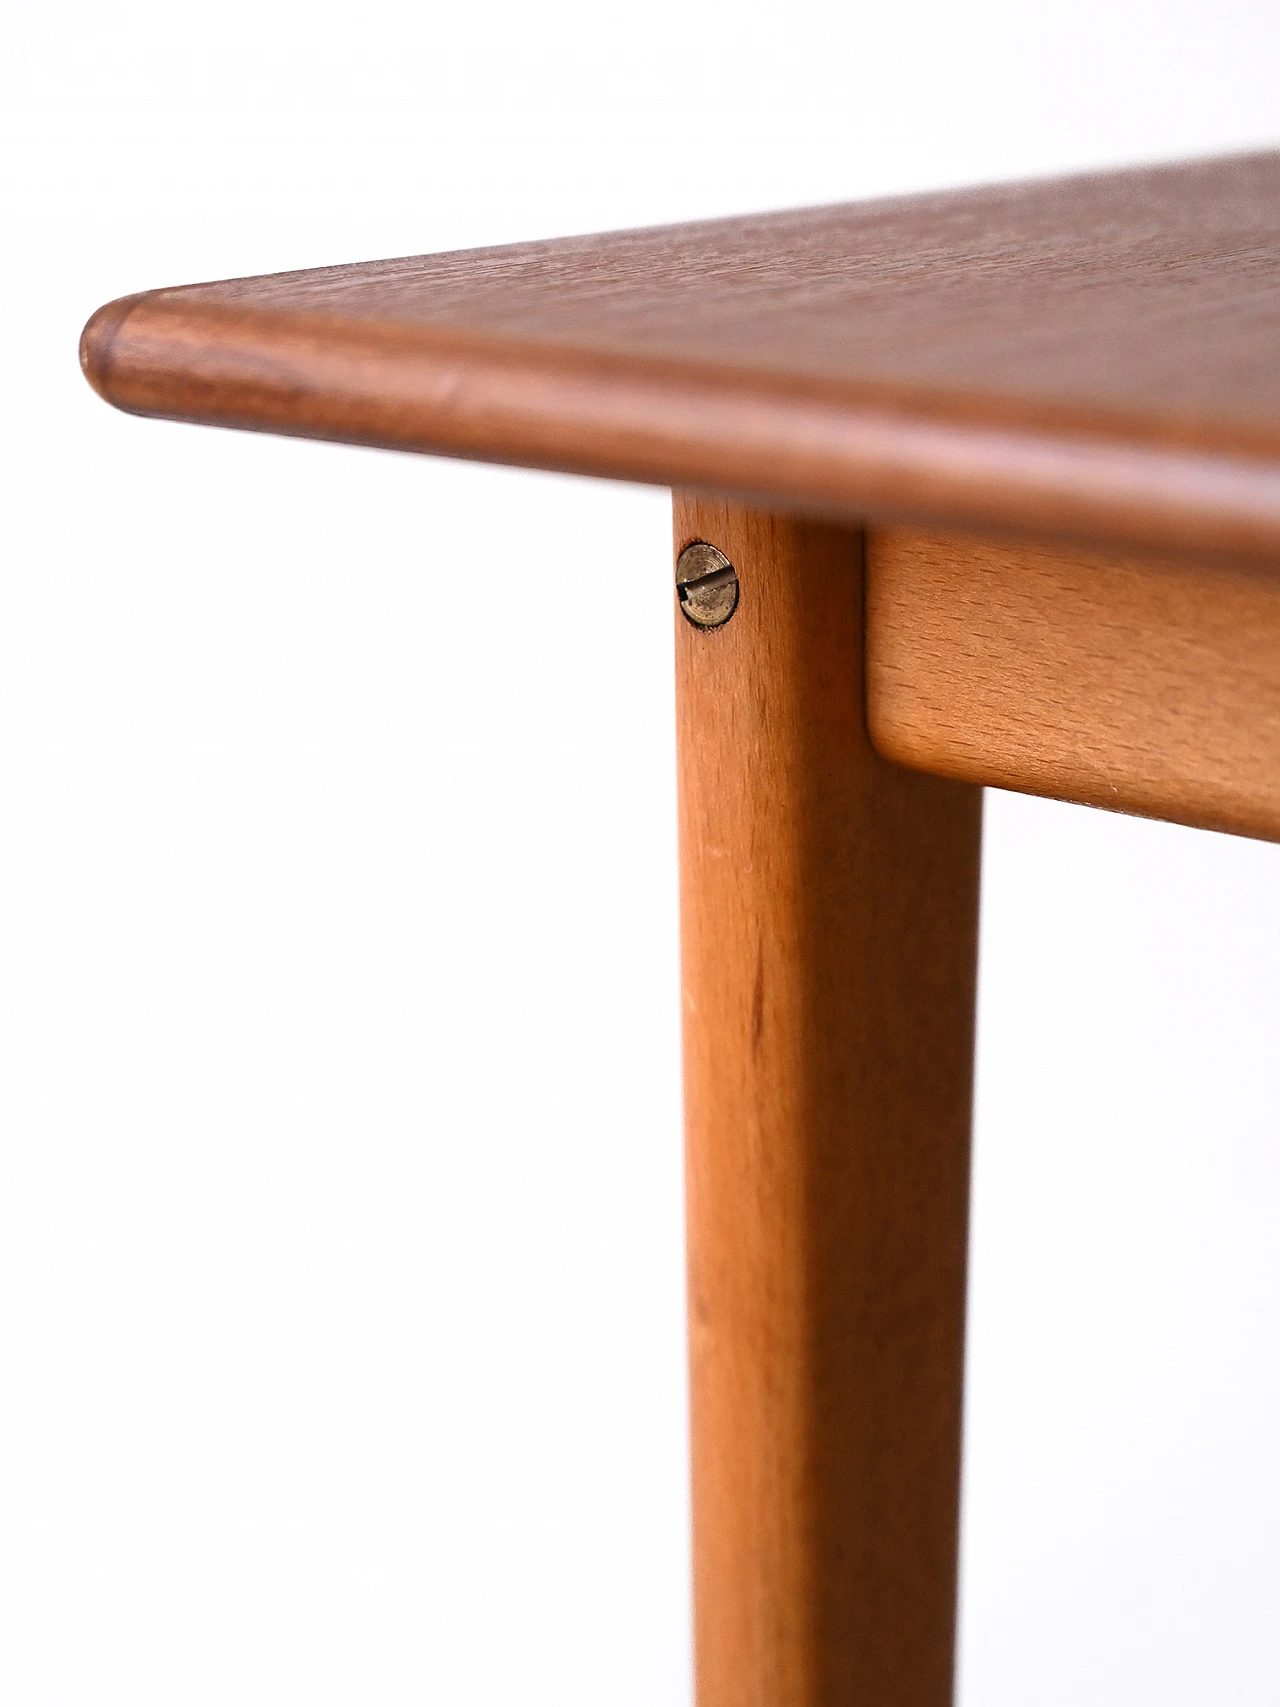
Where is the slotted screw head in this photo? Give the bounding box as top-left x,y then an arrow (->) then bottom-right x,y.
676,541 -> 739,630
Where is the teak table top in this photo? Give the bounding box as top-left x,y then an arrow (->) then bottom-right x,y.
82,150 -> 1280,563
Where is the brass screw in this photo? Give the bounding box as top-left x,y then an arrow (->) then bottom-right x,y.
676,541 -> 739,630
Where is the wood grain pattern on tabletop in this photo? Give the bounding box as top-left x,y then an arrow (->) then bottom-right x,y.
83,151 -> 1280,562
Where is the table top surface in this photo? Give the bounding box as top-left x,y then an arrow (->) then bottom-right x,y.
82,150 -> 1280,559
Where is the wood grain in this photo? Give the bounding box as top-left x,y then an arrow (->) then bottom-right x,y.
83,152 -> 1280,562
866,527 -> 1280,842
674,497 -> 982,1707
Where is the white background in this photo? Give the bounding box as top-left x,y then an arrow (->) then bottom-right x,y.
5,2 -> 1280,1702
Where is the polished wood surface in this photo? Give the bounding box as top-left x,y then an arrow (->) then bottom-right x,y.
867,527 -> 1280,843
674,497 -> 982,1707
84,152 -> 1280,561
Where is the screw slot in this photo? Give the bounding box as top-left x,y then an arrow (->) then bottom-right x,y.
676,541 -> 739,630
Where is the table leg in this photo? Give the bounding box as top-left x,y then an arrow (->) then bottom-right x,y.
674,495 -> 983,1707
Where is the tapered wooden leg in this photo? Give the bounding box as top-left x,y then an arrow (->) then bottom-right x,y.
674,496 -> 983,1707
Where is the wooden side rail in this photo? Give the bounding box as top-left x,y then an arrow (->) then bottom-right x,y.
866,530 -> 1280,843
